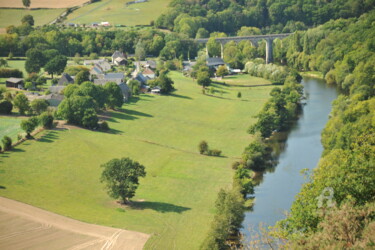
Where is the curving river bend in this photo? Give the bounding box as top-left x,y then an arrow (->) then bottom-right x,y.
241,77 -> 339,240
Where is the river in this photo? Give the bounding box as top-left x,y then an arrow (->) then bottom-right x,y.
241,77 -> 339,242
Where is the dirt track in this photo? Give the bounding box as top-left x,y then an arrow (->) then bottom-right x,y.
0,0 -> 89,8
0,197 -> 149,250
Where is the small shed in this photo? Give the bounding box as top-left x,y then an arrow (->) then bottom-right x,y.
6,78 -> 23,88
207,57 -> 225,69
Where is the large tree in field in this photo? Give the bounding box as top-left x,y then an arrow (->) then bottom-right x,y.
25,48 -> 45,74
21,15 -> 34,26
22,0 -> 31,8
100,157 -> 146,204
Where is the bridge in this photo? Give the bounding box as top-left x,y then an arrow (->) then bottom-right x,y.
194,33 -> 292,64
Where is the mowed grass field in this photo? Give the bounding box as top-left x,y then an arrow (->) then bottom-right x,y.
0,0 -> 89,8
67,0 -> 171,26
0,72 -> 273,249
217,74 -> 272,86
0,116 -> 25,142
0,9 -> 65,29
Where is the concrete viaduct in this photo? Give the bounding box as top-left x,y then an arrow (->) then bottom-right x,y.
194,33 -> 292,64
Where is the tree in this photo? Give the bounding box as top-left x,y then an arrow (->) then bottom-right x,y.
57,95 -> 97,126
44,55 -> 67,79
0,100 -> 13,114
75,70 -> 90,85
135,41 -> 146,61
2,136 -> 12,151
149,72 -> 174,94
128,80 -> 141,95
13,93 -> 30,115
21,15 -> 34,26
22,0 -> 30,8
39,112 -> 54,128
25,48 -> 45,74
100,157 -> 146,204
197,71 -> 211,87
20,118 -> 37,138
30,99 -> 48,115
104,82 -> 123,109
237,91 -> 242,98
216,65 -> 229,78
82,108 -> 98,129
199,140 -> 208,154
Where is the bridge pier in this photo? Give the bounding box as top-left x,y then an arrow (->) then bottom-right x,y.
265,38 -> 273,64
220,43 -> 224,59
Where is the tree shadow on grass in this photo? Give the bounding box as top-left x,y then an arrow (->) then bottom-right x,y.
37,131 -> 59,143
0,185 -> 6,189
131,201 -> 191,214
169,92 -> 193,100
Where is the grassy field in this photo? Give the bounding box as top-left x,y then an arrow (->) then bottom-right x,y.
66,0 -> 171,26
216,74 -> 272,86
0,9 -> 65,29
0,72 -> 273,249
0,0 -> 89,8
0,116 -> 25,142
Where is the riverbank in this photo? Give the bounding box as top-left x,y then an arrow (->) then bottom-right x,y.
241,77 -> 338,245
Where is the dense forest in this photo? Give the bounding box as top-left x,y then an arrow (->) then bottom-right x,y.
156,0 -> 375,36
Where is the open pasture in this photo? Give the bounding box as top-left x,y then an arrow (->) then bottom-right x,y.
66,0 -> 171,26
0,72 -> 273,249
0,0 -> 89,8
0,9 -> 65,28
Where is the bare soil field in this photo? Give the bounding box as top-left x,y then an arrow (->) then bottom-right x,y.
0,197 -> 150,250
0,0 -> 89,9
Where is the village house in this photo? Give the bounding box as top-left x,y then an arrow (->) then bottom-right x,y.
111,51 -> 126,65
58,73 -> 74,86
142,67 -> 156,79
93,73 -> 130,101
206,57 -> 225,70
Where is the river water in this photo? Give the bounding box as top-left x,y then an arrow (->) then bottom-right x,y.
241,77 -> 338,240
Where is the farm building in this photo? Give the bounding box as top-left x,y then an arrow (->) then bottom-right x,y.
142,67 -> 156,79
6,78 -> 23,88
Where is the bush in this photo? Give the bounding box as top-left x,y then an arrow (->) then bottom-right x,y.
30,99 -> 49,115
39,112 -> 54,128
207,149 -> 222,156
2,136 -> 12,151
232,161 -> 240,170
0,68 -> 23,78
99,121 -> 110,131
198,140 -> 208,154
0,100 -> 13,114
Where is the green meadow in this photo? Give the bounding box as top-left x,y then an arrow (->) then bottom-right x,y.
66,0 -> 171,26
0,9 -> 64,29
216,74 -> 272,86
0,72 -> 273,249
0,116 -> 25,142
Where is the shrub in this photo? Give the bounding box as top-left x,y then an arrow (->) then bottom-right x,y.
207,149 -> 222,157
30,99 -> 49,115
0,68 -> 23,78
232,161 -> 240,170
198,140 -> 208,154
39,112 -> 54,128
99,121 -> 110,131
2,136 -> 12,151
0,100 -> 13,114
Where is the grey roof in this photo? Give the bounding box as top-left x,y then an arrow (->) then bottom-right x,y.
83,59 -> 103,65
146,60 -> 157,69
93,79 -> 130,100
94,79 -> 122,86
6,78 -> 23,84
49,85 -> 66,93
207,57 -> 225,67
104,73 -> 124,80
112,51 -> 125,59
38,94 -> 64,101
90,66 -> 103,75
58,73 -> 74,86
134,73 -> 148,84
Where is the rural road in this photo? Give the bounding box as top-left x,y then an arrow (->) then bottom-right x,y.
0,197 -> 149,250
